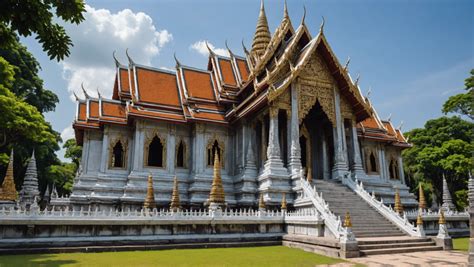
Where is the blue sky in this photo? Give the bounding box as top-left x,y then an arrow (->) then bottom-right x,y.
21,0 -> 473,161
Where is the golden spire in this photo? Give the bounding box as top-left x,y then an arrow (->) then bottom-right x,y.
143,174 -> 156,210
170,176 -> 181,211
209,151 -> 225,205
281,192 -> 287,210
418,182 -> 426,210
259,193 -> 265,209
0,150 -> 17,201
439,209 -> 446,225
306,168 -> 312,184
344,211 -> 352,228
394,189 -> 404,215
251,0 -> 271,59
416,212 -> 423,226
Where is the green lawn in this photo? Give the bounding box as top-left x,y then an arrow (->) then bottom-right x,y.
0,246 -> 349,267
453,237 -> 469,252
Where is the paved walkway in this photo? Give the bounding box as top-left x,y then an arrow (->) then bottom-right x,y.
349,250 -> 468,266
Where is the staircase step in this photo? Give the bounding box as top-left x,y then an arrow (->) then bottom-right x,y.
358,241 -> 436,250
357,237 -> 432,245
360,245 -> 443,256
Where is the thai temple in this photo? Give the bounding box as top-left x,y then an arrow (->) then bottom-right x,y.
0,1 -> 469,258
69,2 -> 416,211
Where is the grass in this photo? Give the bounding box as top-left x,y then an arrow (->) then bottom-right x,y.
0,246 -> 349,267
453,237 -> 469,252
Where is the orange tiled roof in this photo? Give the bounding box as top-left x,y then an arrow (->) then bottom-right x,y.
135,67 -> 181,108
88,100 -> 99,119
181,68 -> 216,101
119,68 -> 131,95
77,102 -> 87,121
236,58 -> 249,82
217,58 -> 237,86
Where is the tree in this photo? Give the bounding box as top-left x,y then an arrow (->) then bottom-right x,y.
403,70 -> 474,210
64,138 -> 82,170
0,37 -> 59,113
47,163 -> 75,195
442,69 -> 473,120
0,0 -> 86,61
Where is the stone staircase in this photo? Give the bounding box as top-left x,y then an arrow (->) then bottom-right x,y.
313,179 -> 442,255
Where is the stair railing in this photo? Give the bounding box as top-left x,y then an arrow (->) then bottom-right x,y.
341,173 -> 422,237
299,177 -> 355,242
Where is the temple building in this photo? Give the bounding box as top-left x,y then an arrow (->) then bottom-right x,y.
70,2 -> 416,211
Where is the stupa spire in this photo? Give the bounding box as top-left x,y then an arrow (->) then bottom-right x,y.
170,176 -> 181,211
281,192 -> 287,210
251,0 -> 271,60
441,174 -> 456,211
19,150 -> 40,207
394,189 -> 403,215
418,182 -> 426,211
143,174 -> 156,210
0,149 -> 17,201
209,151 -> 225,206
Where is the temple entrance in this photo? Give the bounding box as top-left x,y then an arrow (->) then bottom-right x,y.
300,101 -> 334,180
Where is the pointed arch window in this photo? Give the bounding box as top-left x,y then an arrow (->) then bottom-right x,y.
176,139 -> 187,168
369,152 -> 377,173
207,139 -> 224,168
145,132 -> 166,168
109,138 -> 127,169
365,149 -> 378,174
389,158 -> 399,180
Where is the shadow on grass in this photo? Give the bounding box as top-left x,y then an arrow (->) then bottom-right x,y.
0,254 -> 77,267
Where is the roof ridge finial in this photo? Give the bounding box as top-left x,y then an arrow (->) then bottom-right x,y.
205,41 -> 215,57
225,40 -> 234,57
81,82 -> 90,99
173,53 -> 181,68
73,92 -> 80,102
397,121 -> 404,131
242,39 -> 250,56
386,113 -> 392,122
355,73 -> 361,86
125,48 -> 135,66
97,88 -> 102,99
300,5 -> 306,26
112,50 -> 121,67
366,87 -> 372,99
283,0 -> 289,19
319,16 -> 326,33
343,57 -> 351,71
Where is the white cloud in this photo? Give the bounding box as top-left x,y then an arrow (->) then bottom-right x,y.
60,126 -> 75,142
61,5 -> 173,100
190,40 -> 229,57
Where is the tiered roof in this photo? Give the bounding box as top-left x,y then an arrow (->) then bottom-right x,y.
73,1 -> 409,148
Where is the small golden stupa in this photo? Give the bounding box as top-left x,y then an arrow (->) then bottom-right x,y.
394,189 -> 404,215
143,174 -> 156,210
344,211 -> 352,228
209,151 -> 225,205
170,176 -> 181,211
281,192 -> 287,210
0,150 -> 17,201
418,182 -> 426,210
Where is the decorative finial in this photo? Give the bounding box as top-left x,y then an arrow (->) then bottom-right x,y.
97,88 -> 102,99
394,189 -> 403,215
125,48 -> 135,66
439,209 -> 446,224
418,182 -> 426,211
281,192 -> 287,210
251,0 -> 271,59
81,82 -> 90,99
397,121 -> 404,131
143,173 -> 156,210
258,193 -> 265,210
416,212 -> 423,225
343,57 -> 351,71
170,176 -> 181,211
209,150 -> 225,206
386,113 -> 392,122
225,40 -> 234,57
173,53 -> 181,68
205,41 -> 215,56
319,16 -> 326,33
73,92 -> 80,101
366,87 -> 372,99
355,73 -> 361,86
112,50 -> 121,67
344,211 -> 352,228
283,0 -> 289,19
300,6 -> 306,26
242,39 -> 250,55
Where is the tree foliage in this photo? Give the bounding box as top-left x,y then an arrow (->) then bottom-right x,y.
0,37 -> 59,113
0,0 -> 86,61
64,138 -> 82,169
403,70 -> 474,210
442,69 -> 474,120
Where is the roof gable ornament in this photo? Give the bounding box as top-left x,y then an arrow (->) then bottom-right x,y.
300,6 -> 307,26
319,16 -> 326,33
97,88 -> 102,99
225,40 -> 234,58
365,87 -> 372,100
343,57 -> 351,72
173,53 -> 181,68
397,121 -> 404,131
125,48 -> 135,66
386,113 -> 392,122
355,73 -> 361,86
81,82 -> 90,99
112,50 -> 122,68
283,0 -> 289,20
205,41 -> 215,57
73,92 -> 81,102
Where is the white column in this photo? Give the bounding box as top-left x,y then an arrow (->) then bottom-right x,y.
167,125 -> 176,174
99,126 -> 109,173
266,107 -> 281,161
261,118 -> 267,169
289,83 -> 302,186
332,87 -> 348,179
132,122 -> 143,172
351,121 -> 366,178
397,155 -> 406,184
378,145 -> 388,181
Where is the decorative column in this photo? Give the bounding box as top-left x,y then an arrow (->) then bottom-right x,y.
350,121 -> 365,179
131,121 -> 143,172
397,155 -> 406,184
266,106 -> 282,163
321,133 -> 330,180
332,87 -> 348,179
99,126 -> 109,173
238,121 -> 258,205
377,145 -> 388,181
260,118 -> 267,169
167,125 -> 176,174
289,83 -> 302,187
